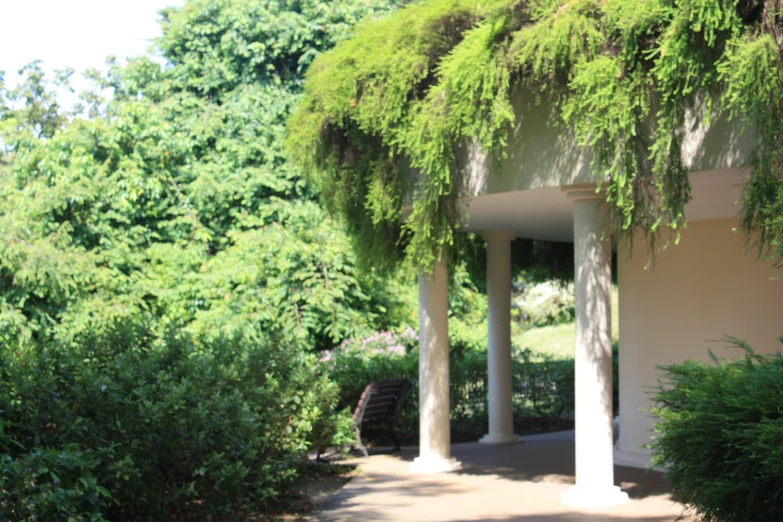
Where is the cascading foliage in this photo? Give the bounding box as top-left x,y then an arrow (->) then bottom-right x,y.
288,0 -> 783,272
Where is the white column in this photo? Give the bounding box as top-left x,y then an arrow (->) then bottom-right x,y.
480,231 -> 520,444
561,186 -> 628,507
410,261 -> 462,473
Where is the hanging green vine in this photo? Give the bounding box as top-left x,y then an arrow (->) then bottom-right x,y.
288,0 -> 783,272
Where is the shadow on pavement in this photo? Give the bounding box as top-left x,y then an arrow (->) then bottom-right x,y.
365,431 -> 673,501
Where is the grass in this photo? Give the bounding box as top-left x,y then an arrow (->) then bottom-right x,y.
512,286 -> 619,359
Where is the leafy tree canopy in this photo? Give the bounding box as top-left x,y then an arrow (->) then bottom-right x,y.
289,0 -> 783,271
0,0 -> 412,350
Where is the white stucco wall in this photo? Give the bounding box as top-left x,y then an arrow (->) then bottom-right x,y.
616,217 -> 783,468
464,87 -> 755,197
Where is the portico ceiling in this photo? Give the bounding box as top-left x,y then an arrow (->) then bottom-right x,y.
460,168 -> 748,242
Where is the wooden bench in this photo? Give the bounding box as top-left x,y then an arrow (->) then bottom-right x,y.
350,379 -> 408,457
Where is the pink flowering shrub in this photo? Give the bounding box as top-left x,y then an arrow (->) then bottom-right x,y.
318,328 -> 420,443
320,326 -> 417,365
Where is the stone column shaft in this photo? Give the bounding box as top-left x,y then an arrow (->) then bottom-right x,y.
480,231 -> 520,444
561,187 -> 627,506
411,261 -> 461,473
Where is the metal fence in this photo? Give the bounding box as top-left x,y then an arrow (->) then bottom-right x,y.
339,346 -> 618,444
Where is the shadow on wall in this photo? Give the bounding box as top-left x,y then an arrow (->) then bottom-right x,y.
461,87 -> 594,197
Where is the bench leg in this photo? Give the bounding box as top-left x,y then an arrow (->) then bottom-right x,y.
389,420 -> 401,452
355,426 -> 369,458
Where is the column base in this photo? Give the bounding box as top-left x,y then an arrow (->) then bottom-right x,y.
614,445 -> 658,470
560,485 -> 629,507
479,433 -> 522,444
409,455 -> 462,474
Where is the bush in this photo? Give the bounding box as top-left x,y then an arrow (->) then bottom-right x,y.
650,337 -> 783,522
319,328 -> 420,444
0,327 -> 344,521
0,446 -> 108,522
321,329 -> 617,445
512,278 -> 575,327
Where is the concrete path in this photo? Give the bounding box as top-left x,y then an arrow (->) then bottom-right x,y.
311,430 -> 692,521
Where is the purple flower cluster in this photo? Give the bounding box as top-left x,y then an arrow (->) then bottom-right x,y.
399,326 -> 418,342
320,327 -> 419,364
361,330 -> 406,356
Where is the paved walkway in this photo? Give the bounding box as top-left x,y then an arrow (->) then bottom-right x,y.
311,430 -> 692,521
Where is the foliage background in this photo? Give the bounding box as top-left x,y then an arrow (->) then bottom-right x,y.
0,0 -> 414,353
9,0 -> 777,519
0,0 -> 427,518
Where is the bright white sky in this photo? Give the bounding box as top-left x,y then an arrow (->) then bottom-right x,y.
1,0 -> 184,105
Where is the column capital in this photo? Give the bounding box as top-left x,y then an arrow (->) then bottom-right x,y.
562,183 -> 605,202
480,230 -> 518,243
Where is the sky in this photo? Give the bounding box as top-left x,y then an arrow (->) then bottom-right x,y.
1,0 -> 184,105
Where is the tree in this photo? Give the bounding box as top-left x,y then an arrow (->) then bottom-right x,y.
0,0 -> 408,350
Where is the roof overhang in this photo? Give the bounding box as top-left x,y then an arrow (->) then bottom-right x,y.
459,168 -> 748,242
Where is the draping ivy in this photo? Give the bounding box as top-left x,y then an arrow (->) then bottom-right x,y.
288,0 -> 783,271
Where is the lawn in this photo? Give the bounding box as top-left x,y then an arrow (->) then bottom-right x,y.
513,286 -> 619,359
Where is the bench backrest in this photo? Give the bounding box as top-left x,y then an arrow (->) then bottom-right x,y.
352,379 -> 408,425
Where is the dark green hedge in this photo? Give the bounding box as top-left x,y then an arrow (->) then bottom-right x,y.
650,337 -> 783,522
322,331 -> 619,445
0,327 -> 344,521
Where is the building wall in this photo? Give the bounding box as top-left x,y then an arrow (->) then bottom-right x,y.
616,217 -> 783,468
463,87 -> 755,197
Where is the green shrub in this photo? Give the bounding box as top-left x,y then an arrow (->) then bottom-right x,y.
650,337 -> 783,522
321,329 -> 613,445
512,278 -> 575,328
0,327 -> 343,520
320,328 -> 420,443
0,446 -> 109,522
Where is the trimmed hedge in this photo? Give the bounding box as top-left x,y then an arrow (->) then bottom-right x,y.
650,337 -> 783,522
